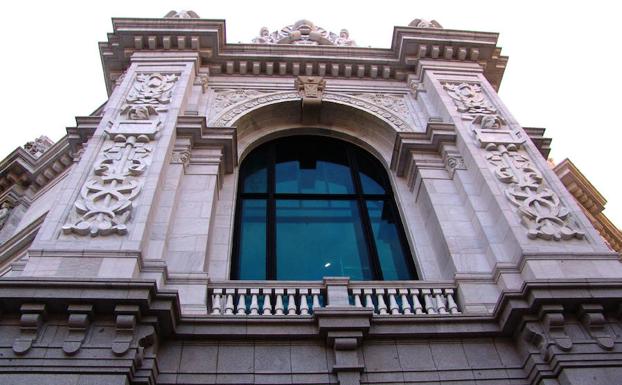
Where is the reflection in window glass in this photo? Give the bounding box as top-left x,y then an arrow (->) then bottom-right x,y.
240,149 -> 268,193
275,137 -> 354,194
276,200 -> 372,280
236,200 -> 266,280
366,200 -> 412,280
232,135 -> 417,281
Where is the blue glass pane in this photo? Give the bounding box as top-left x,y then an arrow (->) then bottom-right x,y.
275,137 -> 354,194
237,199 -> 266,280
276,200 -> 372,280
356,150 -> 386,194
240,148 -> 268,193
366,200 -> 414,280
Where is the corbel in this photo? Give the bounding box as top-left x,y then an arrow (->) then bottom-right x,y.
579,304 -> 614,350
295,76 -> 325,124
12,303 -> 46,355
522,305 -> 572,362
63,304 -> 93,355
112,304 -> 140,356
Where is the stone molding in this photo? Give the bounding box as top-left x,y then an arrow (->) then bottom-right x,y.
99,17 -> 507,94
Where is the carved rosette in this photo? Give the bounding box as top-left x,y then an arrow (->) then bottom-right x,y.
443,82 -> 584,241
63,73 -> 178,237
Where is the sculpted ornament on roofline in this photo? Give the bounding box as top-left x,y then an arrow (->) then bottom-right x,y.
252,20 -> 356,46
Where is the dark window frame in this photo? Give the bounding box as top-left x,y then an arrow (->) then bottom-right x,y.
231,135 -> 418,281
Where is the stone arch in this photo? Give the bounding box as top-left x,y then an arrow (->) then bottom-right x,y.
228,98 -> 404,167
202,97 -> 445,281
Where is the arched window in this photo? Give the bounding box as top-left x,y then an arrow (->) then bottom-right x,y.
232,135 -> 417,281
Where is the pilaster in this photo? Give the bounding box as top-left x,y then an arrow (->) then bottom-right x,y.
25,52 -> 200,279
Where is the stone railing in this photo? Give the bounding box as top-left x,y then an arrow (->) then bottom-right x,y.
208,281 -> 325,316
207,279 -> 460,316
349,283 -> 460,315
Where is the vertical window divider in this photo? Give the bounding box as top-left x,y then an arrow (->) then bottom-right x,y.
267,143 -> 277,280
347,147 -> 384,281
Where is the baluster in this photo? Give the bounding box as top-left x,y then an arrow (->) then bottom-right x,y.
224,289 -> 235,315
262,288 -> 273,315
399,289 -> 412,315
387,289 -> 400,315
376,288 -> 388,315
411,289 -> 423,314
211,289 -> 223,315
352,289 -> 363,307
311,288 -> 321,312
363,289 -> 374,311
434,288 -> 447,314
236,288 -> 247,315
421,289 -> 436,314
287,288 -> 297,315
249,289 -> 260,315
445,288 -> 460,314
274,288 -> 285,315
299,289 -> 310,315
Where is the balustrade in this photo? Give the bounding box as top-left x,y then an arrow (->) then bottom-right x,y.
208,281 -> 460,316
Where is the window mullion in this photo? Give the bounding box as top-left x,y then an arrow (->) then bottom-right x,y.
267,143 -> 277,280
347,147 -> 384,281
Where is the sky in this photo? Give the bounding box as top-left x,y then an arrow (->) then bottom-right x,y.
1,1 -> 620,228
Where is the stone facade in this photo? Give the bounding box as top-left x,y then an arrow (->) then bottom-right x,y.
0,12 -> 621,385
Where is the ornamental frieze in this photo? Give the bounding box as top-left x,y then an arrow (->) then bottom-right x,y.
209,89 -> 413,131
63,73 -> 178,237
443,82 -> 584,241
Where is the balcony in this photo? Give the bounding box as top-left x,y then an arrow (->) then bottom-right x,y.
207,278 -> 460,317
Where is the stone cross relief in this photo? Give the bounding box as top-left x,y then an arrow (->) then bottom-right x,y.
443,82 -> 584,241
63,73 -> 178,237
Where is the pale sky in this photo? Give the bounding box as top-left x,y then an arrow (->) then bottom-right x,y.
1,1 -> 620,228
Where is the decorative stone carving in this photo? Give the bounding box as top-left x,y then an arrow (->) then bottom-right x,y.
212,91 -> 300,126
296,76 -> 326,100
252,20 -> 356,46
443,82 -> 496,115
0,201 -> 11,230
324,93 -> 411,130
112,306 -> 138,356
23,135 -> 54,159
354,93 -> 410,118
126,73 -> 177,106
210,89 -> 413,131
252,27 -> 279,44
523,306 -> 572,362
296,76 -> 326,123
408,18 -> 443,28
63,305 -> 93,355
194,72 -> 209,93
444,155 -> 466,179
579,304 -> 615,350
164,10 -> 200,19
12,304 -> 46,355
211,89 -> 269,117
63,73 -> 177,237
443,81 -> 584,241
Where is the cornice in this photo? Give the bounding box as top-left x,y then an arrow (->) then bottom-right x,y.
99,18 -> 508,95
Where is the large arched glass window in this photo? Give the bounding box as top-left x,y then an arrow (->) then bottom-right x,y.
232,135 -> 417,281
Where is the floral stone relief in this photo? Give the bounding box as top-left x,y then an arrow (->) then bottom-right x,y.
443,82 -> 584,241
63,73 -> 178,237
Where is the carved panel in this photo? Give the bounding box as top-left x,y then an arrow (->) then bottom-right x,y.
443,82 -> 584,241
63,73 -> 177,237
